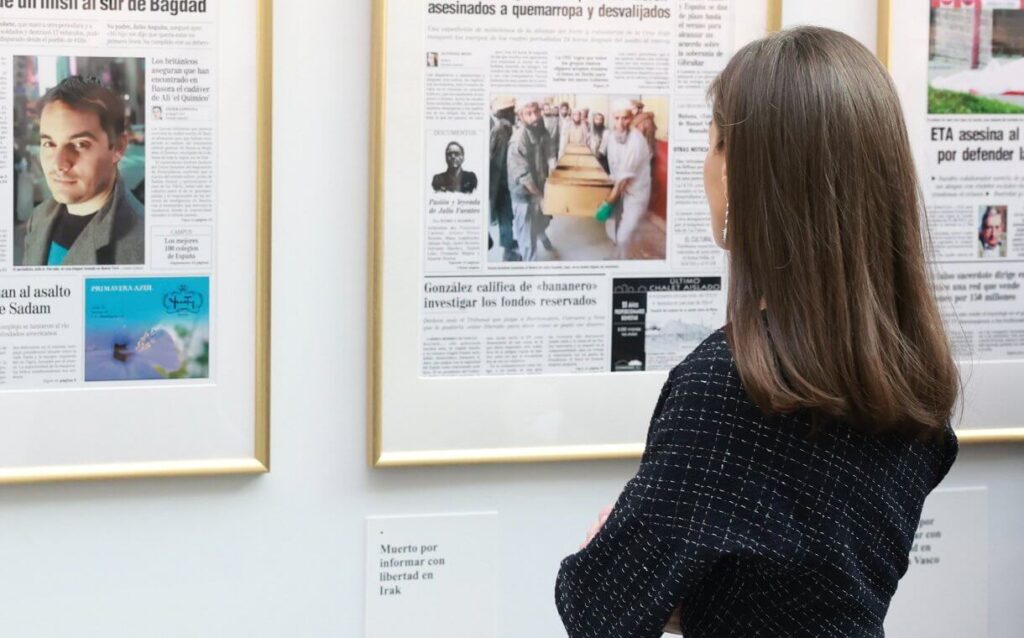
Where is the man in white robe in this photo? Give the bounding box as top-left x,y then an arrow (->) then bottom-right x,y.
604,99 -> 652,258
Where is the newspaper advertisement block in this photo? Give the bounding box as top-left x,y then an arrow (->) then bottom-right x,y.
419,0 -> 734,378
0,0 -> 217,390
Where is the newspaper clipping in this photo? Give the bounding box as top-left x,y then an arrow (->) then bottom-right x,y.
420,0 -> 731,377
926,1 -> 1024,360
0,1 -> 215,389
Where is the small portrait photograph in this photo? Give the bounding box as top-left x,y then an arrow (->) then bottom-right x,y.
426,51 -> 439,67
487,94 -> 668,263
151,105 -> 163,120
978,205 -> 1008,258
928,4 -> 1024,114
431,140 -> 478,194
12,55 -> 146,267
84,277 -> 210,382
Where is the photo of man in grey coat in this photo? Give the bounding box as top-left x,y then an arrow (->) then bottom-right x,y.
21,76 -> 144,267
506,97 -> 554,261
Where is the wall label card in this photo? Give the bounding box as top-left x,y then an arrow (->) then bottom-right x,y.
884,487 -> 988,638
365,512 -> 498,638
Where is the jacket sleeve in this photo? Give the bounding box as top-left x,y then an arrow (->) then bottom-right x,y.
555,358 -> 774,637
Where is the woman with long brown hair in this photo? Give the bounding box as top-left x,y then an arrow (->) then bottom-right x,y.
555,27 -> 959,637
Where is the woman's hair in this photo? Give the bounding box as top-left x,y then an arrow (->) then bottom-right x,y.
708,26 -> 958,439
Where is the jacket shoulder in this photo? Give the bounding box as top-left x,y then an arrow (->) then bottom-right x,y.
22,199 -> 61,266
122,188 -> 145,218
111,191 -> 145,263
508,126 -> 527,146
25,198 -> 59,233
654,328 -> 744,432
668,328 -> 731,381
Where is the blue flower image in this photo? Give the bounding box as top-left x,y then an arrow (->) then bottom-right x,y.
85,325 -> 182,381
84,277 -> 210,382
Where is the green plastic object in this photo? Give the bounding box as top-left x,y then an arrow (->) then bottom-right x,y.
594,201 -> 613,222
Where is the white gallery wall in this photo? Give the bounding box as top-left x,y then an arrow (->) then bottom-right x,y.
0,1 -> 1020,636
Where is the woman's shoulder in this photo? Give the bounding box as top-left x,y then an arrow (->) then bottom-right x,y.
652,328 -> 956,492
667,327 -> 733,386
648,327 -> 753,433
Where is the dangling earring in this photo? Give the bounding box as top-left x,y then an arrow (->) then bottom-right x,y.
722,201 -> 729,244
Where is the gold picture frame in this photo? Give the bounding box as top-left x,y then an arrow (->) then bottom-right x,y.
878,0 -> 1024,444
0,0 -> 273,483
877,0 -> 893,68
768,0 -> 783,32
369,0 -> 781,466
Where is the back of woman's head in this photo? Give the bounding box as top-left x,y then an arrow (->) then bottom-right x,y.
709,26 -> 957,438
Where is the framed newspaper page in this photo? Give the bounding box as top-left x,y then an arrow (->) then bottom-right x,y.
0,0 -> 272,482
370,0 -> 780,466
880,0 -> 1024,443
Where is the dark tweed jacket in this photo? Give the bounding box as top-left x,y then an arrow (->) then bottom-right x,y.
556,328 -> 957,637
